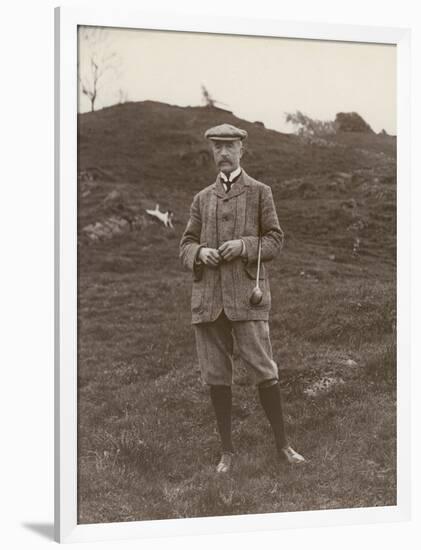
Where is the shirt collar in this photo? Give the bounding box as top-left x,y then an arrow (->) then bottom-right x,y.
219,166 -> 242,183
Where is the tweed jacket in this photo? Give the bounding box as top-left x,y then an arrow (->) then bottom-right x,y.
179,169 -> 284,324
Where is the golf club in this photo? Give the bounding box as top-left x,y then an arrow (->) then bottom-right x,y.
250,187 -> 263,305
249,232 -> 263,305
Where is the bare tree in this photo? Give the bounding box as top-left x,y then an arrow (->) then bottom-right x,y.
201,84 -> 229,110
201,84 -> 216,108
78,27 -> 121,112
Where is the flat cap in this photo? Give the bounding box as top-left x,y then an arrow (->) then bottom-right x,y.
204,123 -> 248,141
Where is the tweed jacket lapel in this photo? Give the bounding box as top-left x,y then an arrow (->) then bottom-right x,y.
205,191 -> 218,247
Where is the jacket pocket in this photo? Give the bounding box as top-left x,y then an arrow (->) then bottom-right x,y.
244,262 -> 266,281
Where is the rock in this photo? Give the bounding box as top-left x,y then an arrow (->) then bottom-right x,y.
331,171 -> 352,182
94,228 -> 106,238
103,220 -> 115,230
341,198 -> 357,210
345,359 -> 357,367
110,225 -> 122,235
103,190 -> 121,206
78,169 -> 94,182
117,218 -> 129,228
329,172 -> 352,191
328,254 -> 336,261
336,172 -> 352,180
80,213 -> 136,244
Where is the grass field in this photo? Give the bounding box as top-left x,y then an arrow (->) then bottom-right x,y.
77,102 -> 396,523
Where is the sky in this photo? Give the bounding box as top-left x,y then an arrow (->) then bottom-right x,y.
78,26 -> 396,135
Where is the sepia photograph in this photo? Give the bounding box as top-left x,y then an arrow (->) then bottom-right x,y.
75,25 -> 397,525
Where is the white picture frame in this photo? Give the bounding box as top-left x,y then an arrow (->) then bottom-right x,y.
54,6 -> 411,543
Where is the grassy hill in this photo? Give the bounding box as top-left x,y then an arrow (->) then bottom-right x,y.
77,101 -> 396,523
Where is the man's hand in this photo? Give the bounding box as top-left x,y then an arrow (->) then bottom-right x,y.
198,247 -> 221,267
218,240 -> 243,262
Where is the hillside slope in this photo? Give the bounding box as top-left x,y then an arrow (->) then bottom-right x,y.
77,101 -> 396,523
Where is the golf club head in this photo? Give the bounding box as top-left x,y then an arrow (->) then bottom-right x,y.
250,286 -> 263,305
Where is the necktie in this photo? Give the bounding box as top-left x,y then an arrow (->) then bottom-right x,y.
221,170 -> 241,192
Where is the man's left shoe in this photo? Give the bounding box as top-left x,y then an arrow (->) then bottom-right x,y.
216,452 -> 234,473
279,445 -> 306,464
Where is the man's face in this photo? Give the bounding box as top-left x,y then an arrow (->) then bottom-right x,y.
210,139 -> 243,175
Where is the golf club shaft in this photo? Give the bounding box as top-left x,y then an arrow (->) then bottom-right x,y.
255,233 -> 262,288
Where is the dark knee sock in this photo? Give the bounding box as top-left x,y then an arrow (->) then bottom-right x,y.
209,385 -> 233,453
258,381 -> 287,452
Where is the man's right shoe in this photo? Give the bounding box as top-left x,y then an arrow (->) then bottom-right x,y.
279,445 -> 306,464
216,452 -> 233,473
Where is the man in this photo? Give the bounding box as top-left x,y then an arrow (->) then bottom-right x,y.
179,123 -> 305,473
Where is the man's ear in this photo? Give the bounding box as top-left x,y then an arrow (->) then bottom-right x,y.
239,142 -> 245,158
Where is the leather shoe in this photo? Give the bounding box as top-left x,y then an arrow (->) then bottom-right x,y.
216,452 -> 233,473
279,445 -> 306,464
